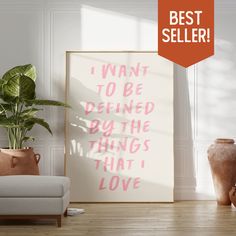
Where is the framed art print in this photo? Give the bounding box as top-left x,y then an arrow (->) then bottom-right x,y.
65,51 -> 174,202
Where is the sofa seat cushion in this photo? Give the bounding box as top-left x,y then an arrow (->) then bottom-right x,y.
0,175 -> 70,197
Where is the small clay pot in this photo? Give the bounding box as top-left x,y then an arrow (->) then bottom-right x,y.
208,139 -> 236,205
0,147 -> 40,175
229,186 -> 236,207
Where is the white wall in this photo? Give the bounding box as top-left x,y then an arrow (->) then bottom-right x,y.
0,0 -> 235,200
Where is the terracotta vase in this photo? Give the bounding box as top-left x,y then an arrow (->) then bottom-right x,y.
229,186 -> 236,207
0,147 -> 40,175
208,139 -> 236,205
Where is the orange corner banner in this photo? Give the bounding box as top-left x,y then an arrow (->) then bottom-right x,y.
158,0 -> 214,67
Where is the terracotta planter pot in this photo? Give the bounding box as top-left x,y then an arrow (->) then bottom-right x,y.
208,139 -> 236,205
0,147 -> 40,175
229,186 -> 236,207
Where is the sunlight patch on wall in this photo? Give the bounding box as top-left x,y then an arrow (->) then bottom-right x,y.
81,5 -> 157,50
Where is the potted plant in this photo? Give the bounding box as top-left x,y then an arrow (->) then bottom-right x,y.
0,64 -> 69,175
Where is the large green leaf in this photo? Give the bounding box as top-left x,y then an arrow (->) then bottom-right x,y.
25,117 -> 52,134
2,75 -> 36,101
0,103 -> 12,112
21,108 -> 41,117
26,99 -> 70,107
22,136 -> 35,142
0,104 -> 11,116
0,80 -> 5,97
0,116 -> 18,128
2,64 -> 36,82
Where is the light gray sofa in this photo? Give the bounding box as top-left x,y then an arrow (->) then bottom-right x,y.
0,175 -> 70,227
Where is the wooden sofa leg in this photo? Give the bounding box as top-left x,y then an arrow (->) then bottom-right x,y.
57,215 -> 62,227
64,208 -> 68,217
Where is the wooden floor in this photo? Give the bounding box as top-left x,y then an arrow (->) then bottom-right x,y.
0,201 -> 236,236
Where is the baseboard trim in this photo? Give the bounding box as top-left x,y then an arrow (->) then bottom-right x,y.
174,187 -> 216,200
